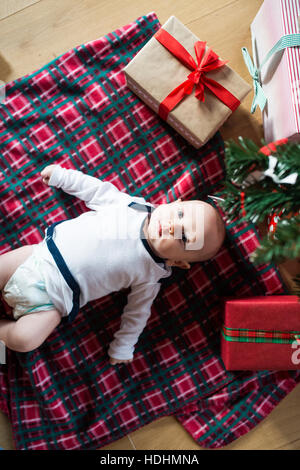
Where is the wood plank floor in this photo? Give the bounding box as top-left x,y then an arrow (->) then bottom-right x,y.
0,0 -> 40,21
0,0 -> 299,450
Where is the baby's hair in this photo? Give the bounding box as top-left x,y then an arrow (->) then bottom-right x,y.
188,204 -> 225,263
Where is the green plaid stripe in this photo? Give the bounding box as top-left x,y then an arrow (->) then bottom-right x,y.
222,325 -> 300,344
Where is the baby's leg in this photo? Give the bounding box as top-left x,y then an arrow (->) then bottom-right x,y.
0,245 -> 34,290
0,309 -> 61,353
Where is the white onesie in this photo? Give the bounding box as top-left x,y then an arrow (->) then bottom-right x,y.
37,166 -> 172,360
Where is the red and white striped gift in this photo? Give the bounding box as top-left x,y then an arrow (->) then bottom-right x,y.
251,0 -> 300,143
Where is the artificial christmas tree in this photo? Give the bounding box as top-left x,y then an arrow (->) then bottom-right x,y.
220,138 -> 300,294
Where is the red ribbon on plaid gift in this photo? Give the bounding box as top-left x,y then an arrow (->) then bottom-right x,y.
154,28 -> 241,120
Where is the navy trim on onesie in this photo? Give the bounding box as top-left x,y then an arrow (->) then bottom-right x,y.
128,201 -> 153,213
128,202 -> 167,266
46,202 -> 164,322
46,221 -> 81,322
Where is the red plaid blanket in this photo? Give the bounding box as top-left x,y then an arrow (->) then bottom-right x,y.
0,12 -> 299,450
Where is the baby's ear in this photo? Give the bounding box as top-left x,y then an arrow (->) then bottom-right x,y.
166,260 -> 191,269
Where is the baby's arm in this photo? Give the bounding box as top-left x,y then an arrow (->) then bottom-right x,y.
108,282 -> 161,365
41,164 -> 130,210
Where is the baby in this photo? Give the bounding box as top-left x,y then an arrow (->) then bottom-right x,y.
0,165 -> 225,364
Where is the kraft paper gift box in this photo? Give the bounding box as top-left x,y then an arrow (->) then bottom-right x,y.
249,0 -> 300,143
221,296 -> 300,371
124,16 -> 250,148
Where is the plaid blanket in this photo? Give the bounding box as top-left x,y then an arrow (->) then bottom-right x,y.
0,12 -> 299,450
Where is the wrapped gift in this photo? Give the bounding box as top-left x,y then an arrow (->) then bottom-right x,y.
124,16 -> 250,148
221,296 -> 300,370
246,0 -> 300,143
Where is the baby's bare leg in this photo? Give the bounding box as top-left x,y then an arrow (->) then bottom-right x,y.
0,245 -> 35,290
0,309 -> 61,353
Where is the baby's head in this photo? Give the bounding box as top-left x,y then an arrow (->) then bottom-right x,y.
144,199 -> 225,269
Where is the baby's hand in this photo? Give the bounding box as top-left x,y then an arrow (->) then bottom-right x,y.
109,357 -> 133,365
41,164 -> 59,185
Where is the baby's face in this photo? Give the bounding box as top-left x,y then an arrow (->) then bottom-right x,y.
143,200 -> 206,268
143,199 -> 224,269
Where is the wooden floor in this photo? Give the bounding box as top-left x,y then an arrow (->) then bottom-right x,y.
0,0 -> 299,450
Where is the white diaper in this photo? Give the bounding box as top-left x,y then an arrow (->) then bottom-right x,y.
2,244 -> 55,320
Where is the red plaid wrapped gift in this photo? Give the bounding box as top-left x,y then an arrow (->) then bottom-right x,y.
221,296 -> 300,370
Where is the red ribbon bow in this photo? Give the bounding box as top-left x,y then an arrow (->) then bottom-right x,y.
154,28 -> 240,120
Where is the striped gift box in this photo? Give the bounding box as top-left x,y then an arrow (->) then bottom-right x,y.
251,0 -> 300,143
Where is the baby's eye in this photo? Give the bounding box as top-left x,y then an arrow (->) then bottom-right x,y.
178,209 -> 184,219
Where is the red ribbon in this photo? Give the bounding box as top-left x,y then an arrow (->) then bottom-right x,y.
240,191 -> 246,218
268,211 -> 282,234
154,28 -> 241,120
259,138 -> 288,156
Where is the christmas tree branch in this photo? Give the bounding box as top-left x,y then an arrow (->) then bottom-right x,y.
220,138 -> 300,296
251,215 -> 300,264
225,138 -> 300,186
